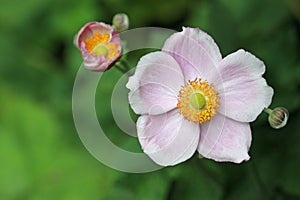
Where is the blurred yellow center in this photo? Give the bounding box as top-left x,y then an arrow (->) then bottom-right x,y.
84,32 -> 119,59
177,78 -> 219,123
93,44 -> 108,56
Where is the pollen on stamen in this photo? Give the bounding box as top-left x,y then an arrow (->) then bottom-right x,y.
177,78 -> 219,123
106,43 -> 119,59
84,32 -> 120,59
85,32 -> 110,53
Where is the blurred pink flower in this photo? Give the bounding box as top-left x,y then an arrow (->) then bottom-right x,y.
127,27 -> 274,166
75,22 -> 122,72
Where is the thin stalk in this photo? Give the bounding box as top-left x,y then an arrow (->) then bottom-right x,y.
263,108 -> 273,115
115,64 -> 128,74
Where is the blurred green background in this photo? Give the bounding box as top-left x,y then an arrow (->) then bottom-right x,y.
1,0 -> 300,199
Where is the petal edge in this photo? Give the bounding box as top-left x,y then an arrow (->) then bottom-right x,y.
137,110 -> 200,166
198,114 -> 251,163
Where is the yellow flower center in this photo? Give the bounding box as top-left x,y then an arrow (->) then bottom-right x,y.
84,32 -> 120,59
177,78 -> 219,123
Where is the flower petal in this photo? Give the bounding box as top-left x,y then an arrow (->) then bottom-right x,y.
80,48 -> 114,71
198,114 -> 251,163
75,22 -> 114,49
162,27 -> 222,81
127,51 -> 184,115
214,49 -> 274,122
137,110 -> 200,166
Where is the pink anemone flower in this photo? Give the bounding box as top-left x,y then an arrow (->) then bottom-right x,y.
75,22 -> 122,72
126,27 -> 274,166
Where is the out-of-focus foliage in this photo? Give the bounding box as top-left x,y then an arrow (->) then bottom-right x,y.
0,0 -> 299,199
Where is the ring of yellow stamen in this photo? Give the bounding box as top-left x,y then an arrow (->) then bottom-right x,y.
177,78 -> 219,123
84,32 -> 120,59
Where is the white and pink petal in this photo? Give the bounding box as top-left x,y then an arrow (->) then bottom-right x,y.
198,114 -> 251,163
215,49 -> 273,122
162,27 -> 222,81
126,51 -> 184,115
137,110 -> 200,166
80,46 -> 113,71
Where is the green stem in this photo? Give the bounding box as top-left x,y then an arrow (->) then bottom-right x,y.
120,59 -> 131,71
263,108 -> 273,115
115,64 -> 128,74
114,59 -> 133,76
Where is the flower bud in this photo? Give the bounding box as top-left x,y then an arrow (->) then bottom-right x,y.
74,22 -> 122,72
112,13 -> 129,32
265,107 -> 289,129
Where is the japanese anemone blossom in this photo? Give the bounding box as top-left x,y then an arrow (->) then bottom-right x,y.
75,22 -> 122,71
126,27 -> 274,166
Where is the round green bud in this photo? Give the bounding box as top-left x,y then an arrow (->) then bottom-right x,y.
267,107 -> 289,129
112,13 -> 129,32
